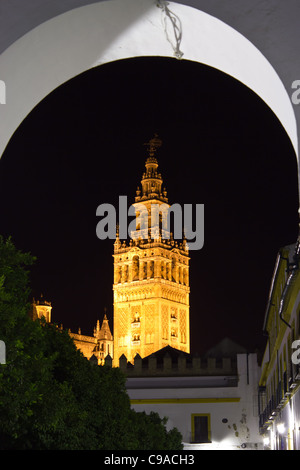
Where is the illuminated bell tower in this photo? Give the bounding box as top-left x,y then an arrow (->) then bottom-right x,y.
113,135 -> 190,365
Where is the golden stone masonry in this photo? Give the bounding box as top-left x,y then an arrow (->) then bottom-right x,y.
113,136 -> 190,365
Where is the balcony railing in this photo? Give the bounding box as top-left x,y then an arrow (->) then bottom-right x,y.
259,367 -> 300,432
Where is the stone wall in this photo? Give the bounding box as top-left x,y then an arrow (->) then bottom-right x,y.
104,350 -> 238,378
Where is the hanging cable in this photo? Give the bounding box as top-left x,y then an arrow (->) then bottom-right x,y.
157,0 -> 184,59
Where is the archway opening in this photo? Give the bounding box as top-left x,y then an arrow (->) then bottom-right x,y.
0,56 -> 298,354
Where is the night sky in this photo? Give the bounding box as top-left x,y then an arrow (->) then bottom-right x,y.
0,57 -> 298,357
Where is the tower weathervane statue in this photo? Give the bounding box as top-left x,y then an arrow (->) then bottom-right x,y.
143,133 -> 162,156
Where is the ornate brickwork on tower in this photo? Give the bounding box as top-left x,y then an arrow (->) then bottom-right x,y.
113,136 -> 190,365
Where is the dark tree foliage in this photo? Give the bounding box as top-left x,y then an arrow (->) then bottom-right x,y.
0,236 -> 183,450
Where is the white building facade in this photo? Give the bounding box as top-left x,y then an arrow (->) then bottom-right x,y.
117,346 -> 263,450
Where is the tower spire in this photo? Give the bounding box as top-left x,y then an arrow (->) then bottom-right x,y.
113,136 -> 190,365
135,134 -> 168,203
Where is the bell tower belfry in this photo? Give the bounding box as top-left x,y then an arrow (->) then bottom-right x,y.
113,136 -> 190,365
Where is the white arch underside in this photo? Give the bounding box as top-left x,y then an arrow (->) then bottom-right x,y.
0,0 -> 297,161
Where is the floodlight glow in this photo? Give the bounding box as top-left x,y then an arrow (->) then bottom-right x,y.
277,423 -> 285,434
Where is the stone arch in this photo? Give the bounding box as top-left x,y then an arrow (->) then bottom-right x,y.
0,0 -> 298,205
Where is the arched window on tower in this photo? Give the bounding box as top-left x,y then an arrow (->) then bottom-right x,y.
172,257 -> 177,282
161,261 -> 165,279
121,264 -> 128,283
132,256 -> 139,281
149,260 -> 154,278
178,266 -> 182,284
131,312 -> 140,327
132,334 -> 140,345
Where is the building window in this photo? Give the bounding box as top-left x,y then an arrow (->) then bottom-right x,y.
171,329 -> 177,341
131,312 -> 141,327
191,414 -> 211,443
170,311 -> 177,322
131,334 -> 140,345
132,256 -> 139,281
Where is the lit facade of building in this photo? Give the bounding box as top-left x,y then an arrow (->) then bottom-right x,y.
70,314 -> 113,366
113,136 -> 190,365
115,340 -> 263,450
259,242 -> 300,450
32,295 -> 52,323
30,136 -> 265,449
110,137 -> 262,449
30,295 -> 113,366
